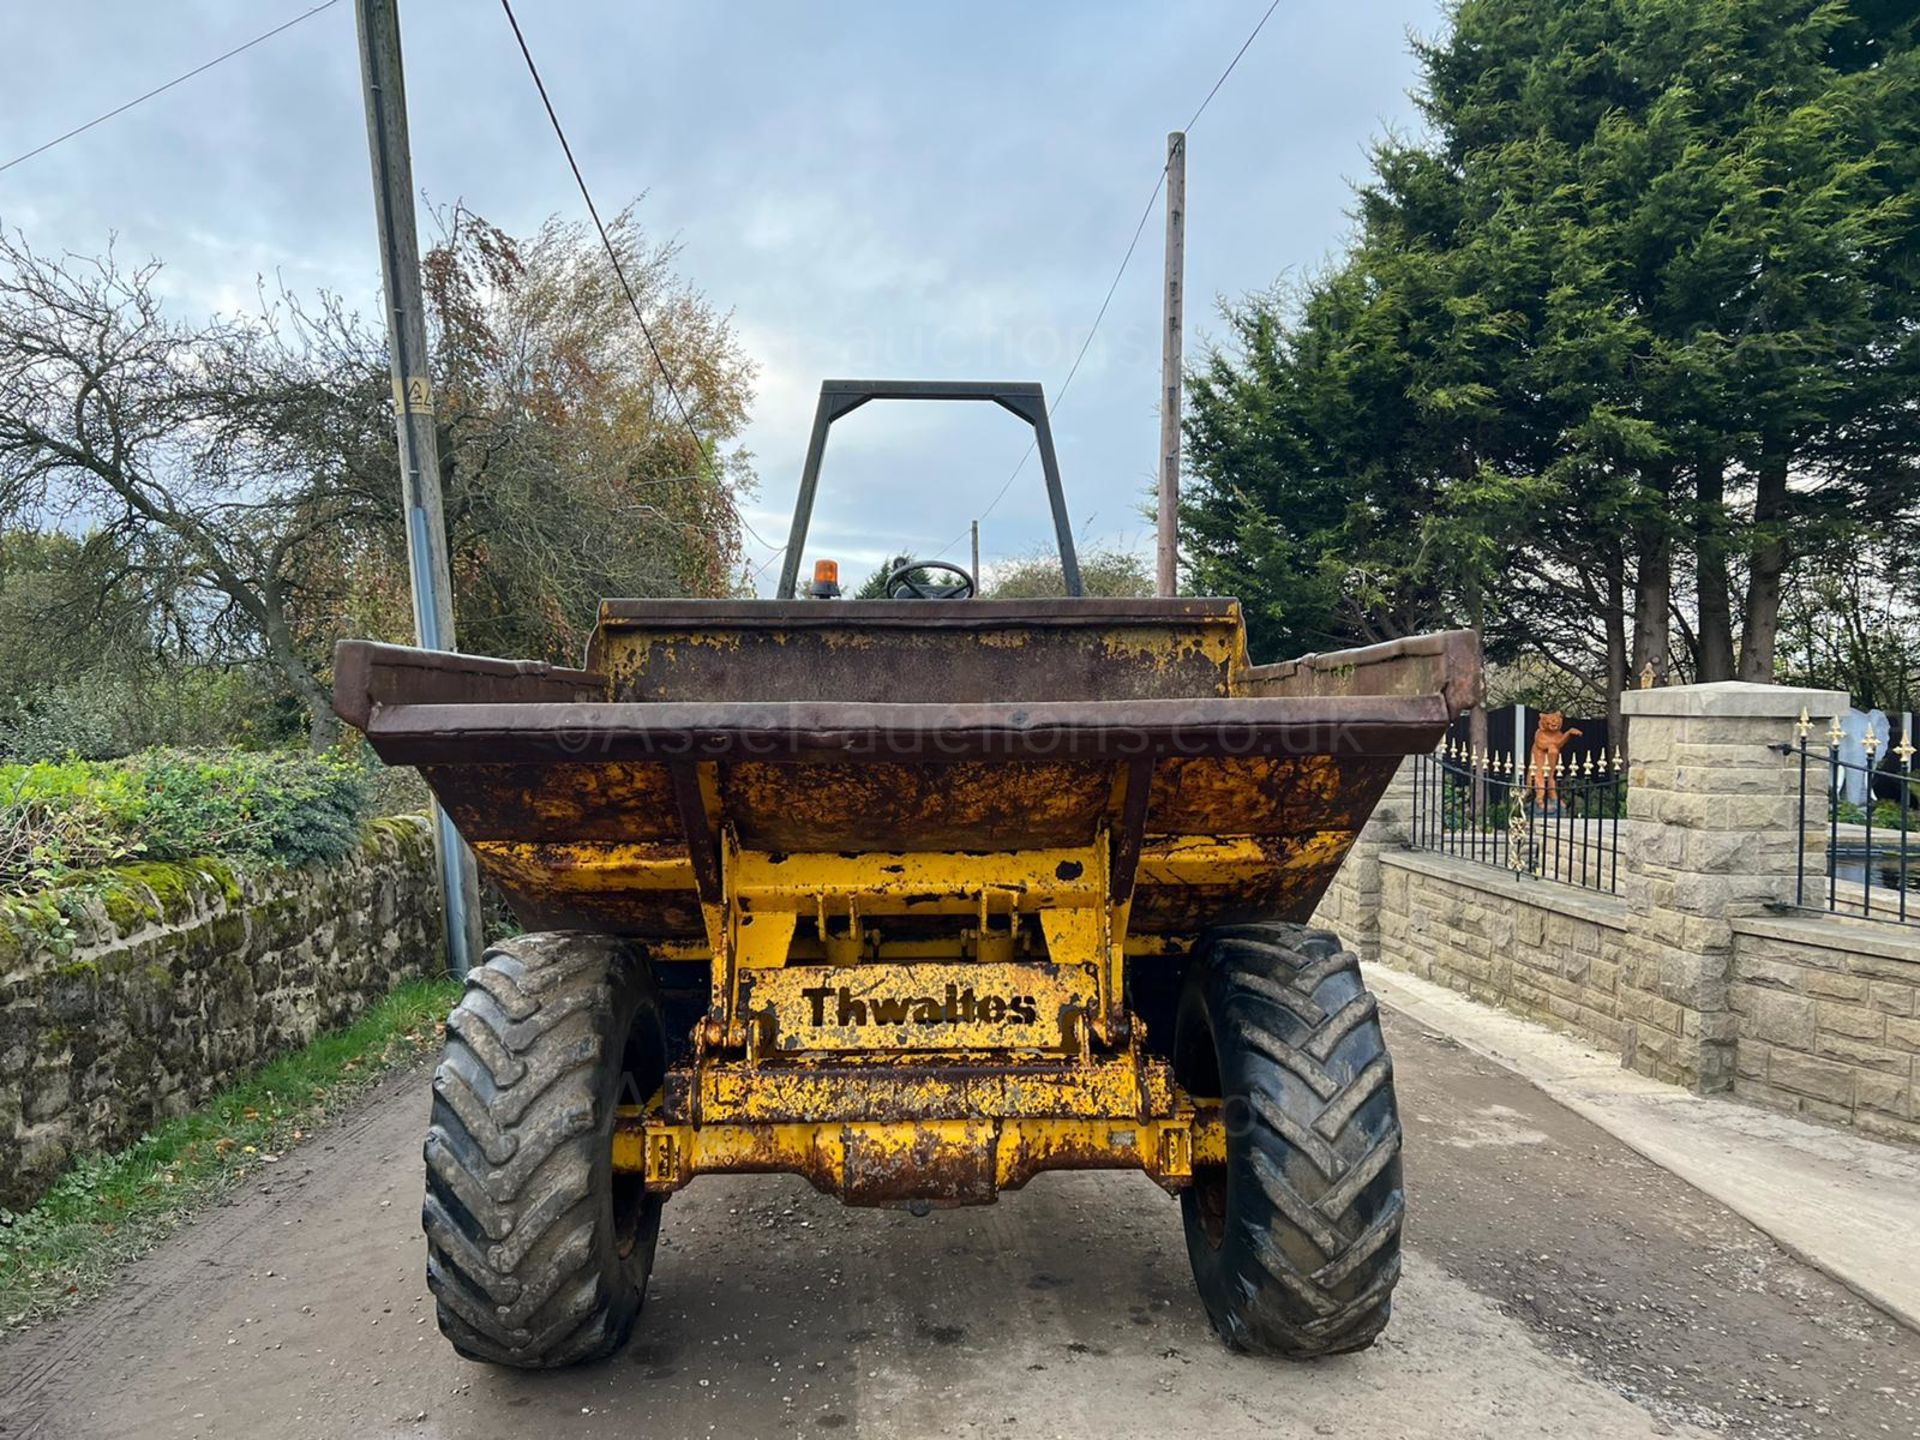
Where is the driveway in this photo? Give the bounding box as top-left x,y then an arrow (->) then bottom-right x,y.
3,1010 -> 1914,1440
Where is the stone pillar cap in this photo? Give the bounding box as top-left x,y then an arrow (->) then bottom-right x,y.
1619,680 -> 1850,720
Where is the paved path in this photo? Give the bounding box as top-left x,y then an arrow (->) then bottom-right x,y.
1370,964 -> 1920,1332
4,1013 -> 1916,1440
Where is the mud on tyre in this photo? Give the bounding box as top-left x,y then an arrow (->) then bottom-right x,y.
422,932 -> 666,1368
1174,922 -> 1404,1358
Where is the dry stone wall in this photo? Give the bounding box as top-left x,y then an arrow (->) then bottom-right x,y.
0,818 -> 441,1209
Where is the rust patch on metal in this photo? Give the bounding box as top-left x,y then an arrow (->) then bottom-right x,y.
421,761 -> 680,843
725,759 -> 1112,852
587,601 -> 1244,706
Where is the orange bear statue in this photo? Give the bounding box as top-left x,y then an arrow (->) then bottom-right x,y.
1528,712 -> 1582,809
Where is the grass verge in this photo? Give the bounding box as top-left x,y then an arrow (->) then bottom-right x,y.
0,975 -> 459,1331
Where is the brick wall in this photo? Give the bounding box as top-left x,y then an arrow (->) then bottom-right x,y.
1374,851 -> 1632,1053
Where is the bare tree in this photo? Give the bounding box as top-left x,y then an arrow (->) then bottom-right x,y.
0,234 -> 378,748
0,210 -> 759,750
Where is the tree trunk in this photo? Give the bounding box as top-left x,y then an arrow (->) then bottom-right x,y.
1630,468 -> 1673,685
261,587 -> 339,750
1605,540 -> 1627,755
1694,450 -> 1735,682
1738,436 -> 1790,683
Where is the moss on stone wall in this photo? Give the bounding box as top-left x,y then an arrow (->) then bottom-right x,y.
0,816 -> 441,1211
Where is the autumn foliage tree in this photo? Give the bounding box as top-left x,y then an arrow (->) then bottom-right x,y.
0,206 -> 755,749
418,204 -> 753,658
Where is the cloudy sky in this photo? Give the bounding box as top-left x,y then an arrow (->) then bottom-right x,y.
0,0 -> 1439,593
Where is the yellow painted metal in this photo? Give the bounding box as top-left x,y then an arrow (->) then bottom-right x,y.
744,962 -> 1096,1053
649,932 -> 1188,965
727,841 -> 1108,915
734,910 -> 799,971
1133,834 -> 1278,886
702,834 -> 1138,1047
471,839 -> 696,893
688,1050 -> 1169,1123
613,1105 -> 1226,1202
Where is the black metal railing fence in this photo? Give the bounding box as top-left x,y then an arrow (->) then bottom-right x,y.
1783,712 -> 1916,926
1409,742 -> 1625,894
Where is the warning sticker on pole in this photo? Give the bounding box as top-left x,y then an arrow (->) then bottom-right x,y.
392,375 -> 435,415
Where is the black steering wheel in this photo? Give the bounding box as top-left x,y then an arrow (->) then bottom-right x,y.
885,559 -> 976,600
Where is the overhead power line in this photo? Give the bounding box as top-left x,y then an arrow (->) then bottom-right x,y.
500,0 -> 795,575
0,1 -> 343,177
499,0 -> 708,458
936,0 -> 1284,558
499,0 -> 795,577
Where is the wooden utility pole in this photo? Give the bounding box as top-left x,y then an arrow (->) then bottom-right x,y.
1156,132 -> 1186,598
355,0 -> 482,976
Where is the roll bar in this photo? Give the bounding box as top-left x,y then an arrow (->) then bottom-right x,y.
774,379 -> 1083,599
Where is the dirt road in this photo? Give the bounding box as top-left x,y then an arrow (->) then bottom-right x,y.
4,1010 -> 1915,1440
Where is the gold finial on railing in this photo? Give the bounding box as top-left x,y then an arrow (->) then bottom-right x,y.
1611,745 -> 1625,771
1863,724 -> 1879,757
1639,659 -> 1657,690
1898,730 -> 1916,768
1827,715 -> 1845,749
1795,706 -> 1812,741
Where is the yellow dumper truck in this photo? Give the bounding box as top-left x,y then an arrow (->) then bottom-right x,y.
334,380 -> 1476,1368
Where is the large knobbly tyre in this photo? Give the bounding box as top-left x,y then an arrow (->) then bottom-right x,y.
1174,922 -> 1404,1358
422,932 -> 666,1368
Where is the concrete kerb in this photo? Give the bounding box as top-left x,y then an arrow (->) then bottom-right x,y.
1368,962 -> 1920,1334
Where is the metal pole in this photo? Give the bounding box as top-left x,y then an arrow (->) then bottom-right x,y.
970,520 -> 980,593
1156,132 -> 1186,598
356,0 -> 482,976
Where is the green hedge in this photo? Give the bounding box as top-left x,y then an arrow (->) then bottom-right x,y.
1,749 -> 372,894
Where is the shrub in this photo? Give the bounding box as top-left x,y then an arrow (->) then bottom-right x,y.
0,676 -> 124,762
985,546 -> 1154,600
0,749 -> 372,894
0,667 -> 298,763
364,760 -> 432,819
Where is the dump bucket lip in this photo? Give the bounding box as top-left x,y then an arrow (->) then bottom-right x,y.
593,596 -> 1247,630
359,693 -> 1452,766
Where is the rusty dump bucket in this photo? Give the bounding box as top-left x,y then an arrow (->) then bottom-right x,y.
341,376 -> 1485,1369
335,601 -> 1477,944
341,598 -> 1480,1372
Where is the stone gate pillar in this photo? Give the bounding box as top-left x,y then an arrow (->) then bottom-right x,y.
1617,681 -> 1848,1091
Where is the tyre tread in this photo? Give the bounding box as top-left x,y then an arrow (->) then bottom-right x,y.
422,932 -> 655,1369
1182,921 -> 1404,1358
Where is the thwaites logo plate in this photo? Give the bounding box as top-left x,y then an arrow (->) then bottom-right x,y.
748,962 -> 1095,1052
